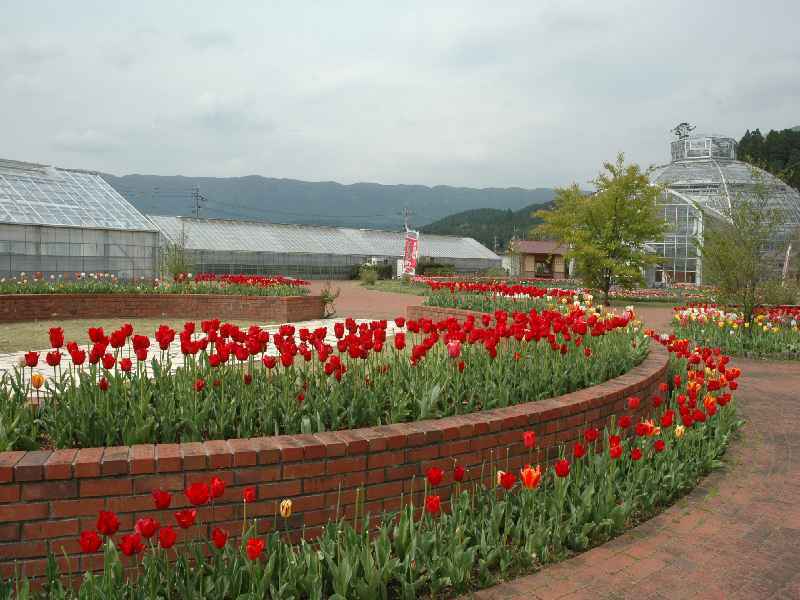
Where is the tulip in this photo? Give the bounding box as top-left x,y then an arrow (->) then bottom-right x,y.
243,487 -> 256,503
135,517 -> 160,539
280,499 -> 293,519
425,494 -> 441,516
152,489 -> 172,510
159,526 -> 177,549
211,527 -> 228,549
78,530 -> 102,553
426,467 -> 444,487
554,459 -> 570,478
522,431 -> 536,449
210,476 -> 226,500
174,509 -> 197,529
96,511 -> 119,536
185,482 -> 210,506
520,465 -> 541,489
30,373 -> 45,390
246,538 -> 265,561
119,533 -> 144,556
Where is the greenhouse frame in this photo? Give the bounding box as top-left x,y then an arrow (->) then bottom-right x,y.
148,215 -> 501,279
0,159 -> 159,279
648,134 -> 800,285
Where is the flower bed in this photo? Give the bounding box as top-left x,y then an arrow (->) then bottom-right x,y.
2,302 -> 645,451
673,304 -> 800,358
0,273 -> 308,297
0,294 -> 323,325
0,330 -> 741,598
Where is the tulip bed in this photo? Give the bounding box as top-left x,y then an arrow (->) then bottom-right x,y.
423,280 -> 585,315
673,304 -> 800,358
1,303 -> 645,451
1,332 -> 741,599
0,273 -> 308,296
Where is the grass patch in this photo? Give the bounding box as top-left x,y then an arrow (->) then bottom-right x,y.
0,318 -> 265,354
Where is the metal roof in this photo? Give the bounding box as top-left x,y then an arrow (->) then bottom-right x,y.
511,240 -> 568,255
148,215 -> 500,260
0,158 -> 156,231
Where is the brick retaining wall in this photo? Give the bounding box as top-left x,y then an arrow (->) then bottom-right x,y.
0,294 -> 324,324
0,336 -> 667,579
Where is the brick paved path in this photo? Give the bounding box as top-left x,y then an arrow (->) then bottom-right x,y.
466,315 -> 800,599
307,280 -> 424,320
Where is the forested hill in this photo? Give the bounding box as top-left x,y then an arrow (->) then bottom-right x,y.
738,127 -> 800,191
102,172 -> 557,230
420,200 -> 555,253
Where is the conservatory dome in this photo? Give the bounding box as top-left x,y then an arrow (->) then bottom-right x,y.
647,133 -> 800,285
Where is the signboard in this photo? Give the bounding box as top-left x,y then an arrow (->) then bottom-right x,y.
402,230 -> 419,276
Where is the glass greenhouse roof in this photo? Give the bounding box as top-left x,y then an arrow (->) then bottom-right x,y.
148,215 -> 499,260
651,156 -> 800,224
0,159 -> 155,231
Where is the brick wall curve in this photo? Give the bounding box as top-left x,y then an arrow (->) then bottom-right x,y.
0,303 -> 668,578
0,293 -> 324,324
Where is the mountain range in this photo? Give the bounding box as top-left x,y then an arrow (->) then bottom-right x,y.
103,173 -> 556,230
420,202 -> 554,252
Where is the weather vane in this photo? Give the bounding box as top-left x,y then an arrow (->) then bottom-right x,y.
671,122 -> 696,140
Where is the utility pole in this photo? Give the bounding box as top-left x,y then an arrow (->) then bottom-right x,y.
398,206 -> 414,232
191,187 -> 207,218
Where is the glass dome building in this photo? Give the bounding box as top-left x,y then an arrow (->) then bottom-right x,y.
648,133 -> 800,284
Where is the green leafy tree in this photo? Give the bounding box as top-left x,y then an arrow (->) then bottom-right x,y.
534,154 -> 667,305
700,170 -> 792,323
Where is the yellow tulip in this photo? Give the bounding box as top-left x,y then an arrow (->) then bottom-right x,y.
279,498 -> 293,519
674,425 -> 685,438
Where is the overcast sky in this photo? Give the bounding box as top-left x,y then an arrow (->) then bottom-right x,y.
1,1 -> 798,189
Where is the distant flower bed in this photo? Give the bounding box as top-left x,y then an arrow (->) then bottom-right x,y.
0,272 -> 308,297
2,332 -> 741,599
608,287 -> 714,303
1,305 -> 645,451
673,304 -> 800,358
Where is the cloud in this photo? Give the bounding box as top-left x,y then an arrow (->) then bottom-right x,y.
52,130 -> 120,154
186,30 -> 234,50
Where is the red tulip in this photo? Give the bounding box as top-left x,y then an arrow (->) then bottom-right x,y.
101,353 -> 115,370
499,471 -> 516,490
152,489 -> 172,510
174,509 -> 197,529
426,467 -> 444,487
185,482 -> 210,506
120,358 -> 133,373
243,487 -> 256,503
119,533 -> 144,556
49,327 -> 64,349
572,442 -> 586,459
246,537 -> 265,561
554,459 -> 570,478
98,377 -> 109,392
79,530 -> 102,553
609,444 -> 622,460
523,430 -> 536,449
194,379 -> 205,392
96,510 -> 119,536
654,439 -> 666,453
627,396 -> 641,410
210,476 -> 226,499
425,494 -> 441,515
211,527 -> 229,549
45,350 -> 61,367
453,465 -> 465,482
135,517 -> 160,539
631,448 -> 643,461
583,428 -> 599,443
24,351 -> 39,368
159,526 -> 177,549
619,415 -> 632,429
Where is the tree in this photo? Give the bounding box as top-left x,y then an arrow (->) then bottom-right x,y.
534,154 -> 667,306
700,170 -> 793,323
160,227 -> 192,281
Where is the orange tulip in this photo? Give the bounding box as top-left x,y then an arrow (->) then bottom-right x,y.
520,464 -> 541,490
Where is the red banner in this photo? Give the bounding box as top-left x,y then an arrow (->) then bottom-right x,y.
402,231 -> 419,276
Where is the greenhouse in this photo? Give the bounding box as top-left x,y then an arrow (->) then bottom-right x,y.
0,159 -> 159,278
148,215 -> 501,279
648,133 -> 800,284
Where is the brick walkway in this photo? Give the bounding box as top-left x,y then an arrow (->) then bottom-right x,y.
307,280 -> 424,320
465,314 -> 800,599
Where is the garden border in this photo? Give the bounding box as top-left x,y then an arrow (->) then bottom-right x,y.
0,305 -> 667,579
0,293 -> 324,324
